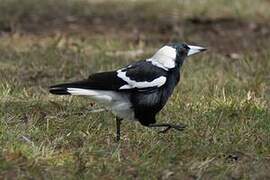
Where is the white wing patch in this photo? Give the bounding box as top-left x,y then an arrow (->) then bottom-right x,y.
148,45 -> 176,70
117,70 -> 166,90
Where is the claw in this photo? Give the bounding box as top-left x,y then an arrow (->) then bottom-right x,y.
173,124 -> 186,131
158,126 -> 172,133
158,124 -> 186,133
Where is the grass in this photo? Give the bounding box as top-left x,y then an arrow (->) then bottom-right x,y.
0,0 -> 270,179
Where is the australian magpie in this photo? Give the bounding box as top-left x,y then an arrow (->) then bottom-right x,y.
49,43 -> 206,141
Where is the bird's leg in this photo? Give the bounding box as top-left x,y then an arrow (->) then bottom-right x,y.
115,117 -> 123,142
148,123 -> 186,133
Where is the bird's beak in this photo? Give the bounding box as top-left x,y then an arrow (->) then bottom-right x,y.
187,45 -> 207,56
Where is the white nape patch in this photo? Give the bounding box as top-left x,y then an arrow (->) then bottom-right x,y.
67,88 -> 135,120
117,70 -> 166,90
148,45 -> 176,70
187,45 -> 206,56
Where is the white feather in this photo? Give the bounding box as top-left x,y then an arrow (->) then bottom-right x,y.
66,88 -> 135,120
146,58 -> 168,71
147,45 -> 176,70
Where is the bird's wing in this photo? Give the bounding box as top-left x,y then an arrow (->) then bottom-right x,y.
49,61 -> 167,93
87,71 -> 127,90
116,60 -> 168,91
85,60 -> 167,92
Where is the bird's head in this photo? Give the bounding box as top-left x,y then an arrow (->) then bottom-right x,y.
150,43 -> 207,70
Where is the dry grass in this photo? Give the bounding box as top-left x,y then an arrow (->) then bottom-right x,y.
0,0 -> 270,179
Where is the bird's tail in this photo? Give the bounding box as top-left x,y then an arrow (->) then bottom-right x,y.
49,80 -> 120,104
49,80 -> 91,95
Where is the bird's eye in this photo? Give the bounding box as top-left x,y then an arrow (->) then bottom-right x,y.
179,48 -> 188,56
183,44 -> 189,50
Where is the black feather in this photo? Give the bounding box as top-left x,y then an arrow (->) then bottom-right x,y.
49,61 -> 168,95
49,71 -> 127,95
122,61 -> 167,82
87,71 -> 126,90
49,81 -> 84,95
49,87 -> 70,95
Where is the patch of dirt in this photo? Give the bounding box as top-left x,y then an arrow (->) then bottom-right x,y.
1,15 -> 269,54
184,17 -> 270,54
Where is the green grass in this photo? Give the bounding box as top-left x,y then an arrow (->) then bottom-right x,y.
0,0 -> 270,179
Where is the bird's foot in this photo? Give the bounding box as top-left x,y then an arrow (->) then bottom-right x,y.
148,123 -> 186,133
158,124 -> 186,133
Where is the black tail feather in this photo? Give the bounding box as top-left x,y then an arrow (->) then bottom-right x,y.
49,71 -> 126,95
49,80 -> 95,95
49,87 -> 70,95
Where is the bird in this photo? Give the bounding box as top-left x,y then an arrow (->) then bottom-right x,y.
49,43 -> 207,141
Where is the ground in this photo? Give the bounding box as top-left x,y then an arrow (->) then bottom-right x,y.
0,0 -> 270,179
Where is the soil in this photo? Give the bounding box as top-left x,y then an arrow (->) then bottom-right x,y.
1,16 -> 269,55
